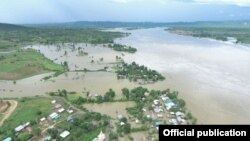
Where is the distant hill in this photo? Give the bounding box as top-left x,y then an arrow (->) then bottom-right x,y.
27,21 -> 168,29
26,20 -> 250,29
0,23 -> 27,30
166,20 -> 250,28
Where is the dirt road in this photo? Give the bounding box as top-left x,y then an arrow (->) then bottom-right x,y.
0,100 -> 18,126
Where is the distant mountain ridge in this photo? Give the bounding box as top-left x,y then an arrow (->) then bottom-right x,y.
0,23 -> 27,30
25,20 -> 250,28
1,20 -> 250,29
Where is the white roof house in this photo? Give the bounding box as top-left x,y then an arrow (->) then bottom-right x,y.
135,119 -> 140,124
3,137 -> 12,141
60,130 -> 70,139
40,117 -> 46,122
144,92 -> 150,96
14,122 -> 30,132
161,96 -> 169,101
58,108 -> 65,113
97,131 -> 106,141
117,114 -> 123,119
67,109 -> 74,114
54,104 -> 62,109
120,122 -> 125,126
23,122 -> 30,127
157,114 -> 163,118
169,119 -> 178,125
51,100 -> 56,104
170,112 -> 175,115
93,131 -> 106,141
146,115 -> 151,119
49,112 -> 60,120
153,107 -> 163,113
153,100 -> 160,105
176,112 -> 185,117
165,102 -> 175,110
15,125 -> 24,132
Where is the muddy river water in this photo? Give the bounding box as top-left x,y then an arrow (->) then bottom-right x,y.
1,28 -> 250,124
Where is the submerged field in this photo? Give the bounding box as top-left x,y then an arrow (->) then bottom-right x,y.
0,49 -> 64,80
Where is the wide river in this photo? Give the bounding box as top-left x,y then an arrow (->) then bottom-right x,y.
1,28 -> 250,124
117,28 -> 250,124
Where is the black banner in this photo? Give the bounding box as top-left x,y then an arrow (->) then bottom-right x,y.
159,125 -> 250,141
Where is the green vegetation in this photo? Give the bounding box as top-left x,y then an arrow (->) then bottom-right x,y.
0,24 -> 125,50
167,21 -> 250,44
0,97 -> 54,139
0,48 -> 64,80
48,89 -> 116,104
116,62 -> 165,83
107,43 -> 137,53
17,132 -> 32,141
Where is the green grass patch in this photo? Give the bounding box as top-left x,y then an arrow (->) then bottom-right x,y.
79,128 -> 101,141
66,94 -> 81,103
0,48 -> 64,80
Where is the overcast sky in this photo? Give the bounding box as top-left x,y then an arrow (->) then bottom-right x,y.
0,0 -> 250,24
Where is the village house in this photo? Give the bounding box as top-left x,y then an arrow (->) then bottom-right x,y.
54,104 -> 62,109
51,100 -> 56,104
14,122 -> 30,132
93,131 -> 106,141
60,130 -> 70,139
40,117 -> 46,122
2,137 -> 12,141
120,122 -> 125,126
153,99 -> 160,105
164,99 -> 175,110
58,108 -> 65,113
49,112 -> 60,120
67,109 -> 74,114
169,118 -> 178,125
117,113 -> 123,120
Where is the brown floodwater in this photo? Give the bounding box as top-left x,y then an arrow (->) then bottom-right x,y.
26,43 -> 125,71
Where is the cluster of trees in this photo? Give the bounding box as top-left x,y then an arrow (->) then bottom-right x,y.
116,62 -> 165,82
48,89 -> 76,98
117,117 -> 131,135
52,89 -> 116,105
0,26 -> 125,50
122,87 -> 148,101
107,43 -> 137,53
94,89 -> 116,103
